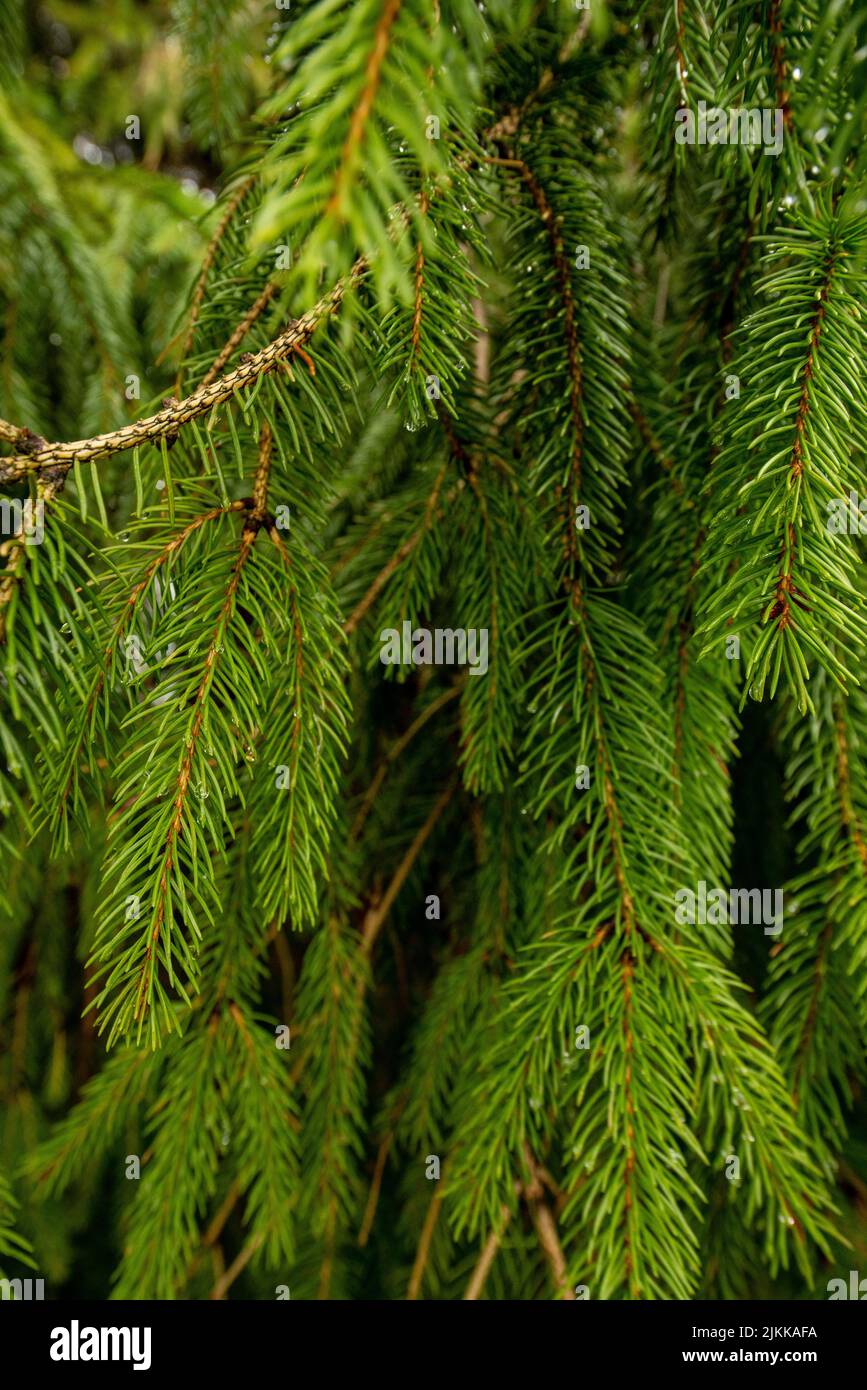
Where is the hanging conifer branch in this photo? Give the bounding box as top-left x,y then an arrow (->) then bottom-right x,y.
0,266 -> 364,485
698,200 -> 867,712
175,173 -> 258,385
4,0 -> 867,1313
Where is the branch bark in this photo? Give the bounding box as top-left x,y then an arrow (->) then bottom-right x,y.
0,261 -> 365,486
463,1207 -> 512,1300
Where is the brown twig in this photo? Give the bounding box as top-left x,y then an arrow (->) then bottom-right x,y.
314,781 -> 456,1296
531,1200 -> 576,1299
250,422 -> 273,522
768,0 -> 794,132
187,1180 -> 242,1282
350,684 -> 461,840
209,1231 -> 263,1299
522,1145 -> 576,1299
358,1130 -> 395,1248
410,190 -> 430,370
463,1208 -> 512,1300
342,461 -> 451,635
360,778 -> 456,956
627,396 -> 688,503
406,1176 -> 446,1300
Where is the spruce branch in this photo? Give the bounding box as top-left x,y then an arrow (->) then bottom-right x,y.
7,0 -> 867,1307
342,458 -> 451,634
124,517 -> 260,1033
173,173 -> 258,388
763,661 -> 867,1152
50,500 -> 248,839
325,0 -> 404,222
698,199 -> 867,711
0,265 -> 364,486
